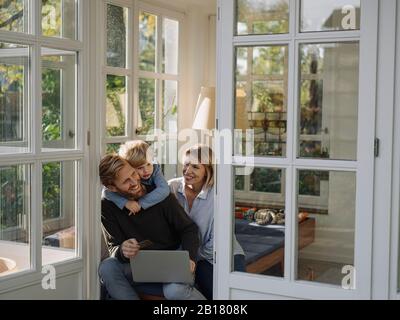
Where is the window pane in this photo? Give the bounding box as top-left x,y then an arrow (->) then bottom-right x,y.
162,18 -> 178,75
106,75 -> 127,137
0,42 -> 28,154
42,161 -> 77,265
106,4 -> 128,68
235,46 -> 288,157
250,168 -> 282,193
42,0 -> 77,40
139,12 -> 157,72
42,48 -> 76,151
137,78 -> 155,136
298,42 -> 359,160
105,143 -> 120,154
0,164 -> 30,277
0,0 -> 27,33
233,166 -> 286,278
301,0 -> 360,32
296,170 -> 356,288
236,0 -> 289,35
162,80 -> 177,133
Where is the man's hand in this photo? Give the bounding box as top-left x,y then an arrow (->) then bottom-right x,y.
121,239 -> 140,259
126,200 -> 141,216
189,260 -> 196,274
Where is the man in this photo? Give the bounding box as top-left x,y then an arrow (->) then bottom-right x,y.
98,154 -> 205,300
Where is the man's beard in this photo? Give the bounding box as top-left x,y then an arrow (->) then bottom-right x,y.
116,184 -> 146,200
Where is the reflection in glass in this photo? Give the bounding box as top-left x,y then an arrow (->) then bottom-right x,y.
235,46 -> 288,157
233,167 -> 285,277
0,42 -> 28,154
0,165 -> 30,277
250,168 -> 282,193
236,0 -> 289,35
42,161 -> 77,265
252,47 -> 285,75
137,78 -> 155,135
107,4 -> 128,68
106,75 -> 127,137
297,170 -> 356,287
42,0 -> 76,39
0,0 -> 27,33
42,48 -> 76,150
139,12 -> 157,72
301,0 -> 360,32
163,18 -> 178,75
299,42 -> 359,160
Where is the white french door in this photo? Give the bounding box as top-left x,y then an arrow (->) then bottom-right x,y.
216,0 -> 378,299
0,0 -> 89,299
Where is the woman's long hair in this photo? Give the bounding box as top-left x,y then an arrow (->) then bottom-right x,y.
185,144 -> 214,189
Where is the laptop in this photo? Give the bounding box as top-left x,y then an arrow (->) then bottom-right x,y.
130,250 -> 194,284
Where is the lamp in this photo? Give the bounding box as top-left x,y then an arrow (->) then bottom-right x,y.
192,86 -> 215,130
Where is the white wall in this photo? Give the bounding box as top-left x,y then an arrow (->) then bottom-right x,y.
180,2 -> 217,131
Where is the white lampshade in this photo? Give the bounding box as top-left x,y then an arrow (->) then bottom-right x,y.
192,86 -> 215,130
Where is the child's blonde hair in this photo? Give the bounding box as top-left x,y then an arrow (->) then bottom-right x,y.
119,140 -> 153,168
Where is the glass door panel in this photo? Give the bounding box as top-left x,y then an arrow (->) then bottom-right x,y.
235,45 -> 288,157
0,164 -> 30,277
298,42 -> 359,161
236,0 -> 289,35
296,170 -> 356,287
233,166 -> 286,278
300,0 -> 360,32
42,160 -> 77,265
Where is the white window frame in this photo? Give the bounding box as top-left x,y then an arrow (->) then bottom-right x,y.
389,0 -> 400,301
0,0 -> 88,296
100,0 -> 183,180
102,0 -> 133,150
216,0 -> 378,299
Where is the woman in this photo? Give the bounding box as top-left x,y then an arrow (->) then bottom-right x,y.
168,144 -> 245,300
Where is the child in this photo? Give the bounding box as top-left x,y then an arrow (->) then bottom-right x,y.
103,140 -> 170,215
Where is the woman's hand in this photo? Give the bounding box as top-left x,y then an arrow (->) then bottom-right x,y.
121,238 -> 140,259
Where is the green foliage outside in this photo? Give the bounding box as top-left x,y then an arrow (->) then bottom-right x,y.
299,171 -> 329,196
237,0 -> 289,35
42,162 -> 61,220
0,17 -> 65,231
0,0 -> 24,32
106,143 -> 120,155
42,68 -> 61,141
107,4 -> 126,68
250,168 -> 281,194
106,75 -> 126,137
0,165 -> 24,230
42,0 -> 61,37
41,67 -> 62,221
